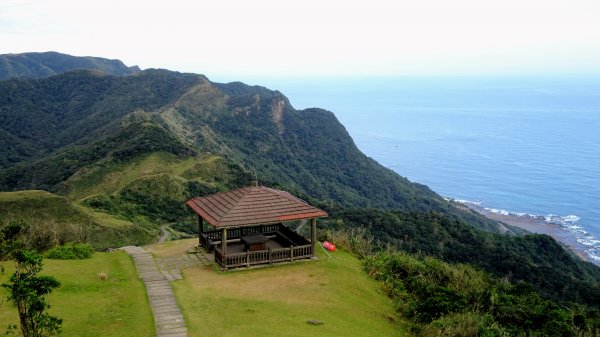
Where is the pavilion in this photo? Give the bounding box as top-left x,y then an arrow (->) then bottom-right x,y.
186,184 -> 327,269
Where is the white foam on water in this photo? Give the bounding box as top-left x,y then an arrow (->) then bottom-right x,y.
577,238 -> 599,247
454,199 -> 482,206
588,252 -> 600,262
455,199 -> 600,265
562,215 -> 581,223
486,208 -> 510,216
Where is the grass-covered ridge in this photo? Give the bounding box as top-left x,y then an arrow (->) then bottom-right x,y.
0,190 -> 156,250
0,148 -> 253,250
66,152 -> 234,200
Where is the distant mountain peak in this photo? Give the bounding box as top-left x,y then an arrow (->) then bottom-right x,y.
0,51 -> 140,80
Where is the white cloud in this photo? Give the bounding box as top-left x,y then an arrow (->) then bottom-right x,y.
1,0 -> 599,77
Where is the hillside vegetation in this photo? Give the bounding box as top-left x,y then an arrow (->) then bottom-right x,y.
323,208 -> 600,306
0,54 -> 599,319
0,51 -> 140,80
0,190 -> 156,249
364,250 -> 600,336
0,69 -> 499,226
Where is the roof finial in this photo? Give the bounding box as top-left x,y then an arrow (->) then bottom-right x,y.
252,167 -> 259,187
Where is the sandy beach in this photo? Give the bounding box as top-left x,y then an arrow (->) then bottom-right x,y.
456,201 -> 593,263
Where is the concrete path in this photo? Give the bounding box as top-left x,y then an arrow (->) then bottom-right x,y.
157,225 -> 171,243
155,249 -> 212,281
122,246 -> 188,337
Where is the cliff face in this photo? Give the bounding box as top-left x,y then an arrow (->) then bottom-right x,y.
0,51 -> 140,80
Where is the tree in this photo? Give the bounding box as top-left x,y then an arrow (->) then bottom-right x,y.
1,222 -> 62,337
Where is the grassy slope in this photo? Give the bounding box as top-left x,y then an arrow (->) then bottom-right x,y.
0,151 -> 242,250
148,239 -> 406,337
0,251 -> 154,337
0,190 -> 132,230
62,152 -> 215,200
0,190 -> 92,225
0,190 -> 156,249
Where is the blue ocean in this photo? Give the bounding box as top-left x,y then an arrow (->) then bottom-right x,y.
255,75 -> 600,262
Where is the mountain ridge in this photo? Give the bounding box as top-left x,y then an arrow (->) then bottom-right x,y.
0,51 -> 140,80
0,69 -> 456,212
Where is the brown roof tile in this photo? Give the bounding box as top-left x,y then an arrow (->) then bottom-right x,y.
186,186 -> 328,228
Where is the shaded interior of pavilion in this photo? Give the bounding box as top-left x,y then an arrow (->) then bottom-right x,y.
186,185 -> 327,269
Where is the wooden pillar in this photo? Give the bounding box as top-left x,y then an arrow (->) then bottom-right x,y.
311,218 -> 317,257
198,215 -> 204,246
222,228 -> 228,256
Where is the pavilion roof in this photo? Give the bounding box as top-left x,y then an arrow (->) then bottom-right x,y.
186,185 -> 328,228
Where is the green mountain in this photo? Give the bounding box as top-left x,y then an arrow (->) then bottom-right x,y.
0,51 -> 140,80
0,69 -> 479,216
1,61 -> 599,308
0,69 -> 199,168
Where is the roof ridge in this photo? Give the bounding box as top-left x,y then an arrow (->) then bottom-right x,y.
186,185 -> 327,228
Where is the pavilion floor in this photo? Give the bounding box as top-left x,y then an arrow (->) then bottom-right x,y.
219,237 -> 287,254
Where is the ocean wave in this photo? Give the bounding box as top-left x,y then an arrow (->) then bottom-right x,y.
545,214 -> 581,224
577,238 -> 600,246
453,199 -> 600,265
452,198 -> 482,206
488,208 -> 510,216
588,251 -> 600,262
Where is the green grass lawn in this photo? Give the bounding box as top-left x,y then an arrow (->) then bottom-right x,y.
0,251 -> 154,337
1,239 -> 409,337
160,239 -> 407,337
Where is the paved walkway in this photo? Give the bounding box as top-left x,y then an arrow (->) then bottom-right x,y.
155,249 -> 213,281
157,225 -> 171,243
122,246 -> 188,337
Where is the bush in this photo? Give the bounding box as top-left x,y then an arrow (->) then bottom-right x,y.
364,250 -> 587,336
420,313 -> 509,337
45,243 -> 94,260
326,227 -> 374,259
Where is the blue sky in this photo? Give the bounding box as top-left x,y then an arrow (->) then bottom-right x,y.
1,0 -> 599,79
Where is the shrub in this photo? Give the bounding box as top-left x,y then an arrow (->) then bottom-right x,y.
45,243 -> 94,260
364,250 -> 585,336
327,227 -> 374,259
419,313 -> 509,337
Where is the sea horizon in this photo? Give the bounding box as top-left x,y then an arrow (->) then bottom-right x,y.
252,75 -> 600,264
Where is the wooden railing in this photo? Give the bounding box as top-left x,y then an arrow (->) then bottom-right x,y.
215,244 -> 313,269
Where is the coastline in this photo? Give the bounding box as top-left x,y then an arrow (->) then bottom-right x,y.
455,200 -> 595,264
